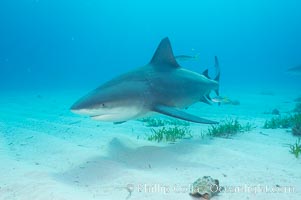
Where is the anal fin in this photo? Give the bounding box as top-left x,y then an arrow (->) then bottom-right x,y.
153,105 -> 218,124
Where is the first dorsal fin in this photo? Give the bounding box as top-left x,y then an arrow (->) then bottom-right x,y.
150,37 -> 180,69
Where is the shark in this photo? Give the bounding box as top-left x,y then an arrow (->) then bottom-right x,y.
71,37 -> 220,124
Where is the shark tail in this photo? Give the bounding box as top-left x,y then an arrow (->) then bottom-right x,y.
200,56 -> 221,105
213,56 -> 220,96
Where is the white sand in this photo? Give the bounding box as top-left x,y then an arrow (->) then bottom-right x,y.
0,89 -> 300,200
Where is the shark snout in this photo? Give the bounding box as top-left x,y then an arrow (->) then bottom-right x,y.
70,99 -> 85,111
70,103 -> 90,115
70,103 -> 104,116
70,108 -> 91,115
70,98 -> 98,115
70,94 -> 115,117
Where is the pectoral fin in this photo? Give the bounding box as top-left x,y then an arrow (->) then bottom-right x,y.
153,105 -> 218,124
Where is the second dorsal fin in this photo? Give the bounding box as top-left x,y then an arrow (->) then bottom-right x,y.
150,37 -> 180,69
202,69 -> 210,79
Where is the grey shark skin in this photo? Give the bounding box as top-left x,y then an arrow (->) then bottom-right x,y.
71,37 -> 220,124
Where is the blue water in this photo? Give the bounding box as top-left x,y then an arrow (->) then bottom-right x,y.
1,0 -> 301,91
1,1 -> 301,199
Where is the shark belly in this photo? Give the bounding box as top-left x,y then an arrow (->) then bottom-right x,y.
90,106 -> 145,122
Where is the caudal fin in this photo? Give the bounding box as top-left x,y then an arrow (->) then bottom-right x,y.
214,56 -> 220,96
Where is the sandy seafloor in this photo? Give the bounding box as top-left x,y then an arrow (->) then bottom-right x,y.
0,87 -> 301,200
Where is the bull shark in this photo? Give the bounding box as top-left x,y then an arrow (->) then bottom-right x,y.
71,37 -> 220,124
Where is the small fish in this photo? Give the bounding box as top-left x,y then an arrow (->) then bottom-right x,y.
175,54 -> 199,61
211,96 -> 231,104
286,65 -> 301,75
212,96 -> 240,106
294,97 -> 301,102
